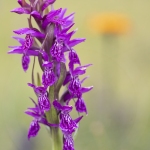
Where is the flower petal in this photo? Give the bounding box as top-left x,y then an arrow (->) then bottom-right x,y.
18,0 -> 30,7
39,118 -> 59,127
28,83 -> 36,88
53,100 -> 73,112
73,64 -> 92,76
63,13 -> 75,27
31,11 -> 42,20
25,111 -> 40,118
40,50 -> 49,61
8,47 -> 23,54
61,23 -> 75,34
13,28 -> 45,38
42,8 -> 62,28
59,8 -> 67,19
63,72 -> 72,86
74,116 -> 83,124
42,0 -> 56,11
38,93 -> 50,111
60,113 -> 77,134
28,120 -> 40,140
68,38 -> 86,47
22,55 -> 30,71
60,90 -> 73,104
80,86 -> 93,93
11,7 -> 30,14
75,97 -> 87,114
8,48 -> 39,56
63,134 -> 74,150
69,50 -> 80,65
42,71 -> 57,87
53,99 -> 63,110
12,36 -> 25,44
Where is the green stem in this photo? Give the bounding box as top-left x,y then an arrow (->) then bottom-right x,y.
46,85 -> 62,150
51,126 -> 61,150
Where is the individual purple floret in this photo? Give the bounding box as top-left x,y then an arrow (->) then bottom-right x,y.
50,26 -> 85,63
53,100 -> 78,134
40,50 -> 57,87
8,34 -> 39,71
8,28 -> 45,71
53,100 -> 83,150
28,83 -> 50,112
25,98 -> 58,139
68,75 -> 93,114
69,77 -> 93,96
53,100 -> 83,132
63,64 -> 93,114
42,61 -> 57,87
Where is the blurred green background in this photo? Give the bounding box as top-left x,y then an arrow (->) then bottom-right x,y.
1,0 -> 150,150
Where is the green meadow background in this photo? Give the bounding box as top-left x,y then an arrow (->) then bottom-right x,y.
1,0 -> 150,150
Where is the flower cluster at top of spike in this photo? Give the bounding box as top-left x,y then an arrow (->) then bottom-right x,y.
9,0 -> 93,150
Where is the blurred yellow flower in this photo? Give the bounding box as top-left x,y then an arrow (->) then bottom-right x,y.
89,12 -> 131,35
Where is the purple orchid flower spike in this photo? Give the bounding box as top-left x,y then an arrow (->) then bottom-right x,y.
9,0 -> 93,148
28,83 -> 50,111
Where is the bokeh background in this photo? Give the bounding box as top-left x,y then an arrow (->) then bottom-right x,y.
1,0 -> 150,150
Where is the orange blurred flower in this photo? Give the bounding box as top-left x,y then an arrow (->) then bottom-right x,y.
89,12 -> 131,35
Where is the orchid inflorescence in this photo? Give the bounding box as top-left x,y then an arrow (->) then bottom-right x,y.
8,0 -> 93,150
